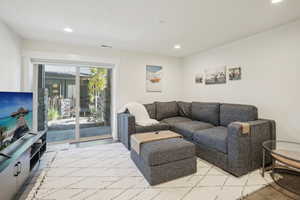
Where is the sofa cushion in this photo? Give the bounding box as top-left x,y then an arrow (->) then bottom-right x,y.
191,102 -> 220,126
177,101 -> 192,118
144,103 -> 156,119
140,138 -> 195,166
162,116 -> 192,126
172,121 -> 214,139
193,127 -> 228,154
155,101 -> 179,121
220,104 -> 258,126
135,122 -> 169,133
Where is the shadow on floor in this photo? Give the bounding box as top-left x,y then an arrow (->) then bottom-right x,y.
243,172 -> 300,200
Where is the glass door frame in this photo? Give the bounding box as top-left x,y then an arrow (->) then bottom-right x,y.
75,67 -> 80,141
33,61 -> 115,143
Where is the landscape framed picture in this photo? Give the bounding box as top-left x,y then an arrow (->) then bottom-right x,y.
146,65 -> 163,92
205,66 -> 226,85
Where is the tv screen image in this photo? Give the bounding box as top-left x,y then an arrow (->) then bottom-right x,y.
0,92 -> 33,151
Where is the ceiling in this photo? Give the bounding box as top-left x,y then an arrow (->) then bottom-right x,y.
0,0 -> 300,57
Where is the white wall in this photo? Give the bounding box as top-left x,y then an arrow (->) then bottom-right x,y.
21,20 -> 300,142
0,20 -> 21,91
183,20 -> 300,142
21,40 -> 183,139
21,40 -> 183,109
117,51 -> 183,107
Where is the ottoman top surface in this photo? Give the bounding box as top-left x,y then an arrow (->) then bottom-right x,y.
137,138 -> 195,166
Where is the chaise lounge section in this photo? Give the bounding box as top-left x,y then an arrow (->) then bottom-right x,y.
118,101 -> 276,177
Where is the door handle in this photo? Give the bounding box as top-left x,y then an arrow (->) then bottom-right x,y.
14,162 -> 21,176
18,162 -> 22,175
14,163 -> 19,176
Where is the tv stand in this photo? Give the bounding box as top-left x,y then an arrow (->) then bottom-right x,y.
0,130 -> 47,200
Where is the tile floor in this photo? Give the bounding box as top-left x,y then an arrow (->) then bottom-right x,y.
20,142 -> 274,200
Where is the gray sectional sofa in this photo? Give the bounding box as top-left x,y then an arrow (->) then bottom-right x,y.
117,101 -> 276,177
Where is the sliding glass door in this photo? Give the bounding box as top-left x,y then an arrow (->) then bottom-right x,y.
78,67 -> 112,140
40,64 -> 112,143
45,65 -> 77,142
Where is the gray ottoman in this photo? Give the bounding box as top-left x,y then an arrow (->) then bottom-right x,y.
131,138 -> 196,185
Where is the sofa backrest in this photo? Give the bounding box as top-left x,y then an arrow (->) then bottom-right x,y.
142,101 -> 258,126
220,103 -> 258,126
155,101 -> 179,121
191,102 -> 220,126
177,101 -> 192,118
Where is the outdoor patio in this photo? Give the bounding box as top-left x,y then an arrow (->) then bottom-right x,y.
47,126 -> 111,143
47,118 -> 111,143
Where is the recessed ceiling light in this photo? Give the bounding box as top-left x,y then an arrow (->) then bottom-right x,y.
63,27 -> 73,33
174,44 -> 181,49
271,0 -> 284,4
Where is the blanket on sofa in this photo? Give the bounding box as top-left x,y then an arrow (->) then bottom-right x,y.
131,131 -> 182,154
118,102 -> 159,126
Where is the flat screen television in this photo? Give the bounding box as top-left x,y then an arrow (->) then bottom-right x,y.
0,92 -> 33,152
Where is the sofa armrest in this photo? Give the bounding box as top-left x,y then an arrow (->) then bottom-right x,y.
117,113 -> 136,149
259,119 -> 276,141
227,119 -> 275,176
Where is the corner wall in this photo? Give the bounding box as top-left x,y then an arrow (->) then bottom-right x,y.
0,20 -> 21,91
183,20 -> 300,142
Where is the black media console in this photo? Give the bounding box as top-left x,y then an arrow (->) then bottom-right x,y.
0,131 -> 47,200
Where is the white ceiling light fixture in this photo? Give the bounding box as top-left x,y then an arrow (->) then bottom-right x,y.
271,0 -> 284,4
63,27 -> 73,33
174,44 -> 181,49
